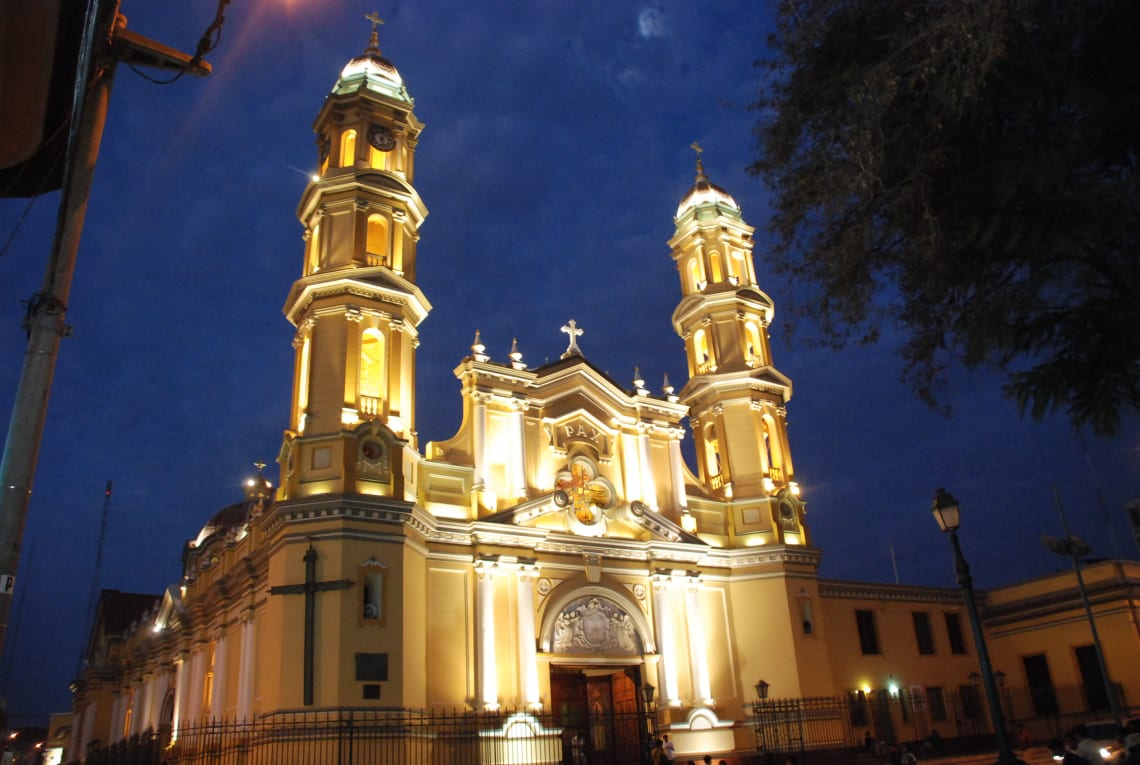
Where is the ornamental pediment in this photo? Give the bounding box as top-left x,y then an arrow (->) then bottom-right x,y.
546,414 -> 613,458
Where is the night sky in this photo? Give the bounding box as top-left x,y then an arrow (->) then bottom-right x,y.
0,1 -> 1136,726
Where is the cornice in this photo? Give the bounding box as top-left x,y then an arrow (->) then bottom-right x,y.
284,273 -> 431,327
817,578 -> 966,605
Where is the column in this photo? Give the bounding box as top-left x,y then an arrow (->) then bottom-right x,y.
108,692 -> 125,743
172,653 -> 189,738
79,704 -> 95,758
517,567 -> 540,708
236,609 -> 256,720
685,577 -> 713,706
638,426 -> 654,507
622,432 -> 643,502
652,575 -> 680,706
186,646 -> 207,725
776,406 -> 794,477
477,562 -> 498,709
209,629 -> 228,719
509,405 -> 527,499
668,438 -> 687,511
472,394 -> 488,488
130,679 -> 147,735
148,672 -> 169,731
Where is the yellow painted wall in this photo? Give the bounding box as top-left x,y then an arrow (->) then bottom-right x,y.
427,565 -> 472,706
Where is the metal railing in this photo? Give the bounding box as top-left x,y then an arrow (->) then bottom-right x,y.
75,684 -> 1134,765
78,707 -> 651,765
751,684 -> 1135,765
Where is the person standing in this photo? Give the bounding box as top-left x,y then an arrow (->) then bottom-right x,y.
662,734 -> 675,761
1073,725 -> 1105,765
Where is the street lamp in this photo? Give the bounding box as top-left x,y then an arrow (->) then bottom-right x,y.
640,683 -> 657,763
753,680 -> 771,757
994,671 -> 1011,721
931,489 -> 1023,765
1041,527 -> 1124,727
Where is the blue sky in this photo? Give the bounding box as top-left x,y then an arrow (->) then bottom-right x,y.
0,0 -> 1136,725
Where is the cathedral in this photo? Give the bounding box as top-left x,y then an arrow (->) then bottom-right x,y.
67,22 -> 1139,765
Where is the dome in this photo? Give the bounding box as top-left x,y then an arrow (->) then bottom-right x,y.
675,150 -> 741,219
675,177 -> 739,219
332,37 -> 412,104
191,501 -> 246,549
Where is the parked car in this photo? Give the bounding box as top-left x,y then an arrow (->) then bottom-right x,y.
1084,720 -> 1126,763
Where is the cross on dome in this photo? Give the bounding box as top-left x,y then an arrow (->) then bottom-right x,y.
690,141 -> 707,183
365,11 -> 385,52
560,319 -> 584,359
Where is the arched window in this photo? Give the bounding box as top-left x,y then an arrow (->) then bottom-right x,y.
708,251 -> 724,283
369,144 -> 388,170
307,224 -> 321,274
202,642 -> 216,717
359,329 -> 385,408
763,414 -> 783,480
694,328 -> 714,374
745,321 -> 763,366
366,214 -> 389,266
728,250 -> 746,284
688,258 -> 705,291
296,337 -> 311,431
704,423 -> 722,479
340,128 -> 357,167
123,690 -> 134,738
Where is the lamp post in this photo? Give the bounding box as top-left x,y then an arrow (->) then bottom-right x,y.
1042,488 -> 1124,727
640,683 -> 656,763
994,671 -> 1010,721
931,489 -> 1023,765
753,680 -> 770,757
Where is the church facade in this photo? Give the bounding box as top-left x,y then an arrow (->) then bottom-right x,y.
67,28 -> 1139,765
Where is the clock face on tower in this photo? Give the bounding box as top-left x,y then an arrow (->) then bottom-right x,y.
367,125 -> 396,152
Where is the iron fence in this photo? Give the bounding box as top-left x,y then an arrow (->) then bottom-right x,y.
76,684 -> 1135,765
751,683 -> 1135,765
79,707 -> 651,765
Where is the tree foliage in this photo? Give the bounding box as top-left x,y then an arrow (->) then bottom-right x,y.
751,0 -> 1140,435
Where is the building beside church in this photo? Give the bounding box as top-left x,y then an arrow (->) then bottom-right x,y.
67,25 -> 1139,765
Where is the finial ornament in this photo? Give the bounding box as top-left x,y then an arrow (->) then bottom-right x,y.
365,11 -> 385,52
690,141 -> 707,182
471,330 -> 489,362
633,367 -> 649,396
509,338 -> 526,370
560,319 -> 584,359
254,460 -> 267,478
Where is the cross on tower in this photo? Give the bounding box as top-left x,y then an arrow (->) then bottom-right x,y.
690,141 -> 706,180
269,544 -> 353,706
560,319 -> 584,359
365,11 -> 385,50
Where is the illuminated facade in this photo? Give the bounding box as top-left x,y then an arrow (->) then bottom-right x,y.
67,27 -> 1140,765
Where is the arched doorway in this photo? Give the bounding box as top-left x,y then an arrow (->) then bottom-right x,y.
542,593 -> 654,765
551,666 -> 644,765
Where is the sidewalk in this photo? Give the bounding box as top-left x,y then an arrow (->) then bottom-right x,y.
918,747 -> 1053,765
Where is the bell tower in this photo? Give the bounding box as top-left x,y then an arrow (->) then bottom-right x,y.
670,145 -> 808,544
279,19 -> 430,499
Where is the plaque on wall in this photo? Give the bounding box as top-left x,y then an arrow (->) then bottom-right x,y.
355,652 -> 389,681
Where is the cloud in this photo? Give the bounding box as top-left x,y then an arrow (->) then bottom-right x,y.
637,7 -> 667,39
